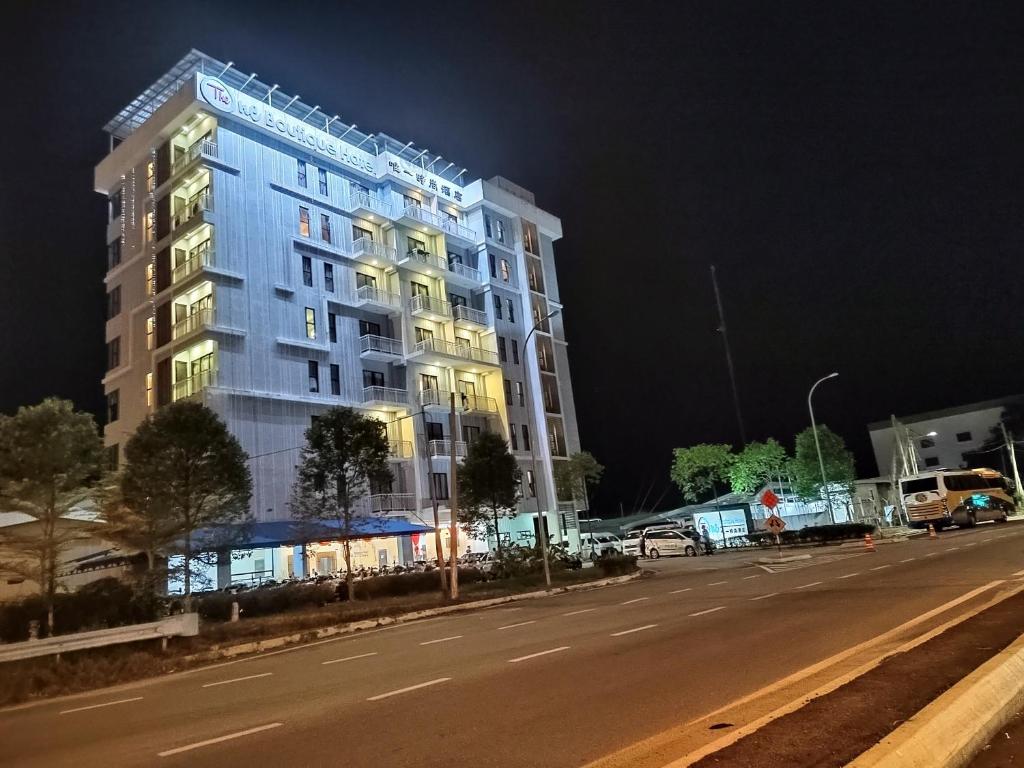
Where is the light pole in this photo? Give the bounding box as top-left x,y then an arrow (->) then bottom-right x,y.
524,309 -> 560,588
808,372 -> 839,524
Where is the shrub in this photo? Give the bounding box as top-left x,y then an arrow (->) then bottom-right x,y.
596,553 -> 638,577
194,583 -> 336,621
751,522 -> 876,547
356,569 -> 485,601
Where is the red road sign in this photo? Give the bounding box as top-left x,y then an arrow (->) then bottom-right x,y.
765,515 -> 786,534
761,489 -> 780,510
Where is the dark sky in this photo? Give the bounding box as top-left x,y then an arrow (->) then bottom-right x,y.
2,1 -> 1023,514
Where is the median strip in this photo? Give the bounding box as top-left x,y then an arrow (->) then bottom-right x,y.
201,672 -> 273,688
611,624 -> 658,636
367,678 -> 451,701
322,651 -> 378,665
419,635 -> 462,646
690,606 -> 726,617
60,696 -> 143,715
157,722 -> 283,757
508,646 -> 571,664
497,621 -> 536,631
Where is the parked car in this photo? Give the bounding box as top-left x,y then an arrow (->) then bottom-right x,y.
622,529 -> 643,557
579,532 -> 624,560
644,529 -> 701,558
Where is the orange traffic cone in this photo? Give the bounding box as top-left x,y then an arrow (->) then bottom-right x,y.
864,533 -> 876,552
928,524 -> 937,539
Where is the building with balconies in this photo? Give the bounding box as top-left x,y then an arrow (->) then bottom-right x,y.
97,50 -> 584,582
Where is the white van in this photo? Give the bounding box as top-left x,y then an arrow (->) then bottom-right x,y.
579,531 -> 623,560
645,529 -> 701,558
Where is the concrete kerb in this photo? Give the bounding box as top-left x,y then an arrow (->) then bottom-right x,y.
755,554 -> 812,565
183,571 -> 643,663
846,631 -> 1024,768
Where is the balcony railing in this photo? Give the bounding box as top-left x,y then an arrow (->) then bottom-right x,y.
173,193 -> 212,229
172,307 -> 214,339
351,237 -> 398,265
388,441 -> 413,459
172,368 -> 216,401
365,493 -> 416,514
359,334 -> 403,357
452,304 -> 487,326
402,204 -> 446,230
418,388 -> 452,408
172,245 -> 214,284
171,139 -> 218,175
347,190 -> 393,218
426,439 -> 468,459
461,394 -> 498,413
362,386 -> 408,406
413,337 -> 499,365
409,294 -> 451,318
447,261 -> 482,283
354,284 -> 402,309
403,249 -> 448,271
441,217 -> 477,242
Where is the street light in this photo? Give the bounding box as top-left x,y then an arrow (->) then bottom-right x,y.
524,308 -> 561,588
808,372 -> 839,524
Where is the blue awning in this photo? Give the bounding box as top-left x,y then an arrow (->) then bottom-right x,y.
190,518 -> 435,551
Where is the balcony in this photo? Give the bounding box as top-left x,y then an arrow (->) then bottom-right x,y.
361,386 -> 409,410
365,493 -> 416,514
172,245 -> 214,284
407,337 -> 500,368
350,237 -> 398,269
399,248 -> 448,277
172,193 -> 213,231
359,334 -> 404,361
409,294 -> 451,321
440,217 -> 478,245
399,204 -> 446,234
418,388 -> 452,411
353,285 -> 403,315
452,304 -> 488,329
172,368 -> 216,401
444,260 -> 483,289
171,139 -> 218,177
346,190 -> 393,221
172,307 -> 214,340
388,441 -> 413,460
426,439 -> 467,460
461,394 -> 499,415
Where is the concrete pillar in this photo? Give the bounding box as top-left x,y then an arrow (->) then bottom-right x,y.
216,549 -> 231,589
292,545 -> 305,578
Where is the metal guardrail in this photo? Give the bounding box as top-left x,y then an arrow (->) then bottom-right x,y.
0,613 -> 199,663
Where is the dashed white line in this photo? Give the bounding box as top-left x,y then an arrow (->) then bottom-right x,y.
157,723 -> 283,757
201,673 -> 273,688
901,558 -> 917,563
964,542 -> 977,547
945,547 -> 960,552
925,553 -> 939,557
794,581 -> 822,590
563,608 -> 597,616
60,696 -> 143,715
497,621 -> 536,631
690,606 -> 726,617
981,538 -> 993,543
707,581 -> 729,586
419,635 -> 463,646
749,592 -> 778,601
621,597 -> 650,605
611,624 -> 658,636
367,678 -> 451,701
508,646 -> 571,663
743,575 -> 761,580
322,651 -> 378,665
837,572 -> 861,579
670,587 -> 692,594
869,565 -> 891,572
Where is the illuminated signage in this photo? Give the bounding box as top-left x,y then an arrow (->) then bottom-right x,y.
378,153 -> 464,203
693,508 -> 749,545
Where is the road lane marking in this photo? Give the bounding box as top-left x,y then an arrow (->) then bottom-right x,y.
925,552 -> 938,557
563,608 -> 597,616
621,597 -> 650,605
689,606 -> 726,617
965,542 -> 977,547
794,581 -> 822,590
869,565 -> 891,571
749,593 -> 778,601
508,646 -> 571,663
743,575 -> 760,580
367,678 -> 451,701
670,588 -> 693,594
707,581 -> 728,586
201,673 -> 273,688
157,723 -> 283,757
981,538 -> 993,543
419,635 -> 462,646
497,621 -> 536,630
901,558 -> 916,563
1013,570 -> 1024,577
837,572 -> 861,579
945,547 -> 960,552
322,651 -> 378,665
611,624 -> 658,636
60,696 -> 143,715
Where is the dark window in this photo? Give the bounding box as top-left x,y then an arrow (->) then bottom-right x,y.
109,189 -> 122,221
924,456 -> 940,467
507,299 -> 515,323
522,424 -> 531,451
510,424 -> 519,451
321,214 -> 332,243
297,159 -> 307,187
920,438 -> 935,449
494,295 -> 503,320
432,472 -> 450,500
901,477 -> 939,495
411,281 -> 429,298
107,239 -> 122,270
484,215 -> 492,239
504,379 -> 513,406
359,320 -> 381,337
324,263 -> 335,292
106,390 -> 119,423
363,370 -> 385,388
512,340 -> 520,364
328,313 -> 337,343
407,236 -> 427,255
526,469 -> 536,497
426,421 -> 444,441
318,168 -> 328,196
106,337 -> 121,370
956,431 -> 973,442
944,474 -> 989,491
449,294 -> 466,307
352,224 -> 373,242
330,364 -> 341,395
498,336 -> 507,362
106,444 -> 119,471
516,381 -> 525,407
489,253 -> 497,278
106,286 -> 121,319
356,272 -> 375,289
463,425 -> 481,445
415,327 -> 433,343
308,360 -> 319,393
302,256 -> 313,287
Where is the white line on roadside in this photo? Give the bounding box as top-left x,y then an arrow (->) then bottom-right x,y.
497,621 -> 536,631
367,678 -> 451,701
670,587 -> 693,594
508,646 -> 571,663
749,593 -> 778,601
742,575 -> 760,580
611,624 -> 658,636
794,581 -> 822,590
621,597 -> 650,605
419,635 -> 462,646
201,673 -> 273,689
563,608 -> 597,616
60,696 -> 143,715
707,581 -> 728,586
869,565 -> 891,571
322,652 -> 378,665
1013,570 -> 1024,577
901,558 -> 916,563
837,572 -> 861,579
157,723 -> 283,757
689,606 -> 726,617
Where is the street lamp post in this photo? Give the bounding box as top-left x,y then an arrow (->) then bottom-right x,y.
808,372 -> 839,524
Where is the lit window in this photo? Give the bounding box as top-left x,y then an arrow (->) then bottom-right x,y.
526,469 -> 536,497
299,206 -> 310,237
297,159 -> 307,188
495,219 -> 505,243
305,307 -> 317,340
145,373 -> 153,407
146,161 -> 155,193
145,263 -> 155,296
516,381 -> 525,406
146,318 -> 154,350
500,259 -> 511,282
145,211 -> 154,243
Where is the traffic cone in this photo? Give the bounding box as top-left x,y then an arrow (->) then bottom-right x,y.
928,524 -> 937,539
864,533 -> 876,552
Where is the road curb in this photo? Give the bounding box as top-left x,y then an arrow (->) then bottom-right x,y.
184,571 -> 642,662
846,631 -> 1024,768
756,554 -> 812,564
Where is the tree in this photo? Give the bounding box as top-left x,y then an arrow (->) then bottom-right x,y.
122,401 -> 252,608
553,451 -> 605,507
669,444 -> 735,503
289,407 -> 392,601
0,399 -> 104,634
99,480 -> 179,597
728,439 -> 788,495
791,424 -> 856,504
458,432 -> 521,555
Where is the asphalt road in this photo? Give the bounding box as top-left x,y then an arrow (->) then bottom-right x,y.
2,523 -> 1023,768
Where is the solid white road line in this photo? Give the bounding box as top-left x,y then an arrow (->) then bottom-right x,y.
689,606 -> 726,617
611,624 -> 658,637
794,581 -> 822,590
322,651 -> 378,665
60,696 -> 143,715
419,635 -> 462,646
837,572 -> 861,579
201,673 -> 273,689
901,558 -> 917,563
707,581 -> 728,586
869,565 -> 891,571
749,593 -> 778,601
497,621 -> 536,630
743,575 -> 760,580
621,597 -> 650,605
508,646 -> 571,663
670,588 -> 692,594
367,678 -> 451,701
563,608 -> 597,616
157,723 -> 283,757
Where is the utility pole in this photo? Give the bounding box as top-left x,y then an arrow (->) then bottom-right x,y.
421,408 -> 446,595
1000,422 -> 1023,506
448,392 -> 460,599
808,372 -> 839,524
711,265 -> 746,446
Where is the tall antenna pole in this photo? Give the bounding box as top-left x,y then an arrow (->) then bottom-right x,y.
711,265 -> 747,445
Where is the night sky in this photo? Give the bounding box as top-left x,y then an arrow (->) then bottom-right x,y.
3,1 -> 1023,514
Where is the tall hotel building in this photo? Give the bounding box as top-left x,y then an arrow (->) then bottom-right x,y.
96,51 -> 583,576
